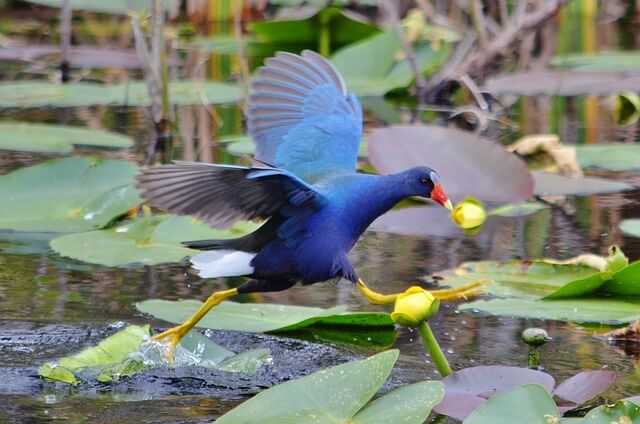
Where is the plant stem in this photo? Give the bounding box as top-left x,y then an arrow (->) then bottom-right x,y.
59,0 -> 71,83
527,346 -> 541,368
417,321 -> 452,377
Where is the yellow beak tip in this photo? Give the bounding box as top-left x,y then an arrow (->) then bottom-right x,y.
444,199 -> 453,211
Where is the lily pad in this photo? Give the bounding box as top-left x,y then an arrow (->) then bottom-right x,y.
532,171 -> 632,196
551,52 -> 640,72
460,297 -> 640,324
369,125 -> 534,203
565,400 -> 640,423
621,219 -> 640,238
331,32 -> 450,97
0,122 -> 133,154
136,300 -> 394,334
488,202 -> 548,217
39,325 -> 270,385
217,349 -> 444,424
0,81 -> 241,108
24,0 -> 170,14
0,157 -> 140,232
50,215 -> 259,267
575,144 -> 640,172
464,384 -> 559,424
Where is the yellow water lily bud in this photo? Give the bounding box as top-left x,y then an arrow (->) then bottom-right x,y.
391,286 -> 440,327
451,197 -> 487,230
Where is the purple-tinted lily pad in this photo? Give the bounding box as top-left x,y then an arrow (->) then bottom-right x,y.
368,125 -> 534,203
532,171 -> 633,196
434,365 -> 615,420
553,371 -> 616,405
484,71 -> 640,96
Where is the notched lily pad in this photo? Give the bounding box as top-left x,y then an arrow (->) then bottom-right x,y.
217,349 -> 444,424
0,157 -> 140,232
136,300 -> 394,334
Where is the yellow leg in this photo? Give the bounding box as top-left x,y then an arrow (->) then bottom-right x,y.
153,287 -> 238,360
356,279 -> 485,305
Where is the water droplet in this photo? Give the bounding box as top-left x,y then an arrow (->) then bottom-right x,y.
44,394 -> 57,404
446,348 -> 454,354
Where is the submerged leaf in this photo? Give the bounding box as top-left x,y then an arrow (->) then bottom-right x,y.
0,122 -> 133,154
369,125 -> 533,203
0,157 -> 140,232
136,300 -> 393,334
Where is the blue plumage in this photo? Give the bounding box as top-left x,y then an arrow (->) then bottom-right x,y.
137,50 -> 452,295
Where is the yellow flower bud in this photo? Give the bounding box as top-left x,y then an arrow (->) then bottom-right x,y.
391,286 -> 440,326
451,197 -> 487,230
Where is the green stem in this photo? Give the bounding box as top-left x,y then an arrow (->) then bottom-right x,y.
527,346 -> 541,368
417,321 -> 452,377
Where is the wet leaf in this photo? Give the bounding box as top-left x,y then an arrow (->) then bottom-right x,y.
434,366 -> 555,420
50,215 -> 259,267
0,122 -> 133,154
0,157 -> 140,232
331,32 -> 450,96
551,52 -> 640,72
24,0 -> 170,14
553,371 -> 616,405
0,81 -> 241,108
136,300 -> 393,333
484,71 -> 640,96
284,325 -> 397,348
369,125 -> 534,203
460,297 -> 640,324
532,171 -> 632,196
218,350 -> 442,424
38,325 -> 151,385
575,144 -> 640,172
566,400 -> 640,423
463,384 -> 559,423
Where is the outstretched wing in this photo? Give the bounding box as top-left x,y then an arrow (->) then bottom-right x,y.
136,161 -> 325,228
248,50 -> 362,183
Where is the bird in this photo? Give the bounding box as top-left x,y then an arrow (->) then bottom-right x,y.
137,50 -> 480,357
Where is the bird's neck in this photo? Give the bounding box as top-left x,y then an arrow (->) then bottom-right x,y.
343,173 -> 410,238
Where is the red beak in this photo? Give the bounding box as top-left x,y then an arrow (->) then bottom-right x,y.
431,183 -> 453,211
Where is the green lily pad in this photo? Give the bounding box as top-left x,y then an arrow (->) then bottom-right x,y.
0,157 -> 140,232
24,0 -> 170,14
331,31 -> 451,96
621,219 -> 640,238
0,81 -> 241,108
551,52 -> 640,72
39,325 -> 270,385
460,297 -> 640,324
217,349 -> 444,424
564,400 -> 640,423
50,215 -> 259,267
464,384 -> 559,424
221,134 -> 369,158
39,325 -> 151,385
575,144 -> 640,172
0,122 -> 133,154
285,325 -> 397,348
136,300 -> 393,334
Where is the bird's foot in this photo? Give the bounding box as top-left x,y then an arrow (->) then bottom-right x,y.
152,323 -> 192,361
429,280 -> 487,301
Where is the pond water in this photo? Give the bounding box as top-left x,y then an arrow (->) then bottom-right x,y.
0,96 -> 639,423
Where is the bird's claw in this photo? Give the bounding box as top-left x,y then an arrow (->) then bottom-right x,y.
429,280 -> 487,301
152,324 -> 191,361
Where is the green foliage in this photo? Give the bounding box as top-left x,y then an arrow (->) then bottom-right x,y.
137,300 -> 393,334
50,215 -> 259,267
0,81 -> 241,108
217,350 -> 444,424
551,52 -> 640,72
463,384 -> 559,423
23,0 -> 170,14
621,219 -> 640,238
575,143 -> 640,171
0,122 -> 132,154
0,157 -> 140,232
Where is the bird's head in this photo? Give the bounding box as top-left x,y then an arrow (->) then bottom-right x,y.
404,166 -> 453,211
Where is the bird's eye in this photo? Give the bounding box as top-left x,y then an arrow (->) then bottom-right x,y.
419,178 -> 430,186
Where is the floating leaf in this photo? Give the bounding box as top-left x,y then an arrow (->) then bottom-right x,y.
0,81 -> 241,108
39,325 -> 151,385
575,144 -> 640,172
222,134 -> 369,158
621,219 -> 640,238
463,384 -> 559,424
551,52 -> 640,72
460,297 -> 640,324
136,300 -> 393,334
331,32 -> 450,96
369,125 -> 533,203
0,157 -> 140,232
217,350 -> 444,424
50,215 -> 259,267
0,122 -> 133,154
286,325 -> 397,348
567,400 -> 640,423
532,171 -> 632,196
553,371 -> 616,405
488,202 -> 548,217
24,0 -> 170,14
484,71 -> 640,96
